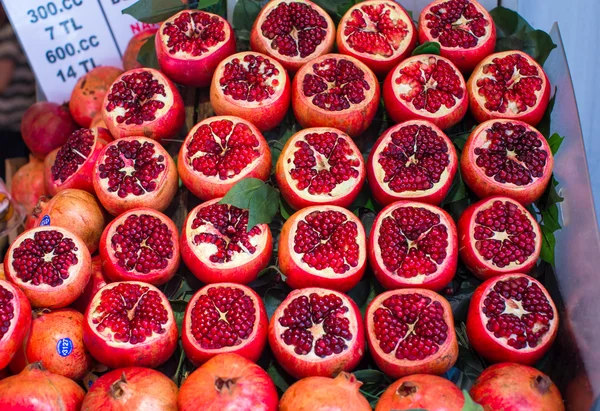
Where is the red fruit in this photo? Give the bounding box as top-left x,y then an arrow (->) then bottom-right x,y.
457,196 -> 542,279
367,120 -> 458,206
81,367 -> 178,411
101,68 -> 185,140
69,66 -> 124,128
71,256 -> 110,314
292,53 -> 380,137
461,119 -> 554,205
0,280 -> 31,370
365,288 -> 458,379
93,137 -> 178,216
83,281 -> 178,369
21,102 -> 78,159
383,54 -> 468,130
10,158 -> 47,214
178,353 -> 278,411
178,116 -> 271,201
418,0 -> 496,73
155,11 -> 236,87
4,226 -> 92,309
268,287 -> 365,379
182,283 -> 268,366
279,205 -> 367,292
275,127 -> 366,210
280,372 -> 371,411
250,0 -> 335,74
90,112 -> 108,129
467,50 -> 551,126
123,29 -> 158,71
368,201 -> 458,291
337,0 -> 417,77
210,51 -> 291,132
470,363 -> 564,411
181,198 -> 272,284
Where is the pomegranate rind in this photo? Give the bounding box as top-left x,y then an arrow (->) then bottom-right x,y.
10,158 -> 47,214
0,280 -> 31,370
70,255 -> 109,314
123,29 -> 158,71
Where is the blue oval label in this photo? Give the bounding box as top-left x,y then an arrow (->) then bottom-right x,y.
56,338 -> 73,357
39,215 -> 51,226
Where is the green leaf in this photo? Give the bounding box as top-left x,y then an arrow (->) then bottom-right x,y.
267,362 -> 290,392
219,178 -> 280,230
537,89 -> 557,138
353,369 -> 388,384
547,133 -> 565,156
535,176 -> 563,211
540,224 -> 557,267
412,41 -> 441,56
541,205 -> 561,233
136,34 -> 160,69
462,390 -> 484,411
196,0 -> 220,9
311,0 -> 358,24
232,0 -> 261,32
442,169 -> 468,205
349,184 -> 376,213
279,198 -> 294,220
123,0 -> 184,24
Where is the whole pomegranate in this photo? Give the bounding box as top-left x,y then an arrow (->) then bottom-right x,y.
21,102 -> 78,159
90,112 -> 107,129
0,280 -> 32,370
71,255 -> 110,314
10,157 -> 47,214
123,29 -> 158,71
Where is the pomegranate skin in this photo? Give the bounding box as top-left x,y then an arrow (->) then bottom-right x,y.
21,102 -> 78,159
0,280 -> 32,370
375,374 -> 464,411
123,29 -> 158,71
71,255 -> 110,314
10,157 -> 47,214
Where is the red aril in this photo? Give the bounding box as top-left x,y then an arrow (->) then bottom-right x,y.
365,288 -> 458,379
279,205 -> 367,292
21,102 -> 78,159
292,53 -> 380,138
275,127 -> 366,210
0,280 -> 31,370
210,51 -> 291,132
178,116 -> 271,201
182,283 -> 268,366
71,255 -> 110,314
368,201 -> 458,291
367,120 -> 458,206
268,287 -> 365,379
10,157 -> 47,214
123,28 -> 158,71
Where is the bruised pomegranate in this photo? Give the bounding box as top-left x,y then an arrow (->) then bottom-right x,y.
178,116 -> 271,201
123,29 -> 158,71
83,281 -> 178,369
10,157 -> 47,214
279,206 -> 367,292
181,198 -> 272,284
275,127 -> 366,210
21,102 -> 78,160
210,52 -> 291,132
292,53 -> 380,137
0,280 -> 31,370
71,255 -> 110,314
365,288 -> 458,379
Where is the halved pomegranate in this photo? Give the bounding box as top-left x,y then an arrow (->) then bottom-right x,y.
275,127 -> 366,210
93,137 -> 178,216
365,288 -> 458,379
337,0 -> 417,77
467,273 -> 558,365
418,0 -> 496,73
83,281 -> 178,369
368,201 -> 458,291
278,205 -> 367,292
367,120 -> 458,206
178,116 -> 271,201
0,280 -> 31,370
383,54 -> 468,130
181,198 -> 272,285
156,10 -> 236,87
268,287 -> 365,378
99,208 -> 180,285
182,283 -> 268,366
4,226 -> 92,309
292,53 -> 380,137
101,68 -> 185,140
467,50 -> 551,126
250,0 -> 335,73
210,51 -> 291,132
457,196 -> 542,279
461,119 -> 554,205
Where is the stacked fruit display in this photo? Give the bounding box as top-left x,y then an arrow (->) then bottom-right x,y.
0,0 -> 568,410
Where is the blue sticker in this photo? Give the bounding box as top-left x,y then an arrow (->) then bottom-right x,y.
56,338 -> 73,357
39,215 -> 51,226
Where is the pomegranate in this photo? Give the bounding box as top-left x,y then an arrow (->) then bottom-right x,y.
4,226 -> 92,309
418,0 -> 496,73
101,68 -> 185,140
280,372 -> 370,411
81,367 -> 178,411
123,29 -> 158,71
83,281 -> 178,369
461,119 -> 554,205
457,196 -> 542,279
368,201 -> 458,291
93,137 -> 178,216
275,127 -> 366,210
337,0 -> 417,77
10,157 -> 47,214
278,205 -> 367,292
178,116 -> 271,201
268,287 -> 365,379
21,102 -> 78,159
178,353 -> 278,411
292,53 -> 380,138
0,280 -> 31,370
182,283 -> 268,366
250,0 -> 335,73
367,120 -> 458,206
210,51 -> 291,132
467,50 -> 551,126
43,147 -> 59,194
90,112 -> 108,129
470,363 -> 564,410
365,288 -> 458,379
181,198 -> 272,284
71,255 -> 110,314
99,208 -> 180,285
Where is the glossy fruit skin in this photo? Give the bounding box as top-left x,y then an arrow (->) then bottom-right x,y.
71,255 -> 110,314
470,363 -> 565,411
178,353 -> 278,411
123,29 -> 158,71
0,280 -> 32,370
10,157 -> 47,214
21,102 -> 78,159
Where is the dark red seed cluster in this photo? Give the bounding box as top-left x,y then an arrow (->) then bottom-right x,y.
0,284 -> 15,340
105,71 -> 166,125
51,129 -> 94,183
162,11 -> 226,56
220,54 -> 280,103
425,0 -> 489,48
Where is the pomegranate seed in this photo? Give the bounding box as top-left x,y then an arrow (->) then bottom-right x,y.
162,11 -> 226,56
51,129 -> 94,182
0,285 -> 15,340
425,0 -> 489,48
105,71 -> 166,125
219,54 -> 280,103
